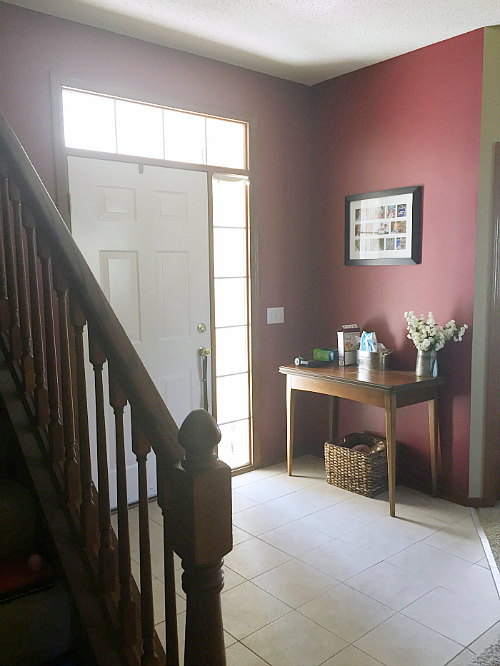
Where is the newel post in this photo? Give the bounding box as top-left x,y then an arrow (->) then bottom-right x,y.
160,409 -> 232,666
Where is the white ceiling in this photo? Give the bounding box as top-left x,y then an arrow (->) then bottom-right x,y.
5,0 -> 500,85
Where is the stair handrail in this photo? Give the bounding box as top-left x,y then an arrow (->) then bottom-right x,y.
0,113 -> 183,465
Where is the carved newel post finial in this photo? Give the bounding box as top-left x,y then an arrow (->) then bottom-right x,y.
178,409 -> 222,474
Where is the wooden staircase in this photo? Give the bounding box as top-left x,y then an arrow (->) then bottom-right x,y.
0,113 -> 232,665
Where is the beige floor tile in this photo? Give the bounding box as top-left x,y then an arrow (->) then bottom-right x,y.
345,560 -> 435,611
174,566 -> 184,598
152,578 -> 165,624
298,583 -> 394,643
232,467 -> 284,488
401,587 -> 500,646
147,500 -> 164,526
442,563 -> 500,610
273,474 -> 324,491
374,511 -> 449,541
298,482 -> 357,506
422,519 -> 485,563
252,559 -> 339,608
299,505 -> 374,539
175,593 -> 186,614
233,504 -> 292,536
236,478 -> 298,503
131,539 -> 164,580
224,537 -> 291,579
173,552 -> 181,570
445,648 -> 475,665
386,542 -> 471,584
467,620 -> 500,654
397,497 -> 471,525
232,491 -> 258,514
299,538 -> 386,581
111,506 -> 140,533
339,523 -> 416,560
261,460 -> 288,474
225,642 -> 269,666
221,581 -> 290,639
322,645 -> 384,666
355,613 -> 463,666
259,520 -> 332,557
338,495 -> 392,520
131,557 -> 141,587
264,489 -> 330,519
232,525 -> 253,546
223,565 -> 246,592
477,557 -> 490,569
128,517 -> 164,552
288,454 -> 326,476
242,610 -> 348,666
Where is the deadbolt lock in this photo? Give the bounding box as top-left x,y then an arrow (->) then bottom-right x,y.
197,323 -> 207,333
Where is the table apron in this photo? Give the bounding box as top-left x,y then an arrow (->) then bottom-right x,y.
289,376 -> 438,410
289,375 -> 387,408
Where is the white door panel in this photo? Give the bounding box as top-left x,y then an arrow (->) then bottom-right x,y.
68,156 -> 211,505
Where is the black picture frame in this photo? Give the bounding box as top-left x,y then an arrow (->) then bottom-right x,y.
345,185 -> 423,266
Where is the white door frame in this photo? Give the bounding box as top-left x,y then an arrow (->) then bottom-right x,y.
50,74 -> 259,471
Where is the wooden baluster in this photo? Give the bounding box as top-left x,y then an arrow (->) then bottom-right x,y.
131,411 -> 157,666
11,197 -> 35,392
159,409 -> 232,666
0,174 -> 21,359
0,167 -> 10,331
71,299 -> 98,552
162,521 -> 179,666
88,333 -> 116,594
39,241 -> 64,467
109,368 -> 137,646
54,269 -> 81,509
23,212 -> 49,425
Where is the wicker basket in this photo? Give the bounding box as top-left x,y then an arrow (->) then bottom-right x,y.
324,433 -> 388,498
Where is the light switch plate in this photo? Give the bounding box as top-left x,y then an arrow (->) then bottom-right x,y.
267,307 -> 284,324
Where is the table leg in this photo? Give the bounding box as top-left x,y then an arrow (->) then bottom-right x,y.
384,393 -> 397,517
329,396 -> 339,442
428,395 -> 439,497
286,378 -> 296,476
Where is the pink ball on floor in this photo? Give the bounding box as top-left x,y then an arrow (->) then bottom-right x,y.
27,553 -> 43,572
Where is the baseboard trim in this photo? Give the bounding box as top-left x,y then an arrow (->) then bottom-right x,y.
471,508 -> 500,598
468,497 -> 487,508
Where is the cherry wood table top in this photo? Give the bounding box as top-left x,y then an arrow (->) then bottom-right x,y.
279,363 -> 444,388
279,363 -> 445,409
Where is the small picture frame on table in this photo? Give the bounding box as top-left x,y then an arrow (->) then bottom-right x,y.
345,185 -> 423,265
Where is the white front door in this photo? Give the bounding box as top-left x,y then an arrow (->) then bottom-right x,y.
67,156 -> 211,505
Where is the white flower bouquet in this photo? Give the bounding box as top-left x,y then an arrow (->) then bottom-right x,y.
404,311 -> 468,352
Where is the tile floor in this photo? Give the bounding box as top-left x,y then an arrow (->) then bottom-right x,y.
120,455 -> 500,666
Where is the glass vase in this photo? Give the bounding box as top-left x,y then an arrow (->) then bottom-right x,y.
415,349 -> 438,377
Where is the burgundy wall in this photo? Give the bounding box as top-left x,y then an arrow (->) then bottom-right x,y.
311,31 -> 484,502
0,2 -> 315,467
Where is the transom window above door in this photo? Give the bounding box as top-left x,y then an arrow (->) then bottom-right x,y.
62,87 -> 247,169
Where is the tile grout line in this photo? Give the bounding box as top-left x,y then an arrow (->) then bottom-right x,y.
471,507 -> 500,599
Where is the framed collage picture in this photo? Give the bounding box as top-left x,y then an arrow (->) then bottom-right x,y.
345,185 -> 423,265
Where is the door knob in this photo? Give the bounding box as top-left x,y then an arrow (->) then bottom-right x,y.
198,346 -> 211,357
197,323 -> 207,333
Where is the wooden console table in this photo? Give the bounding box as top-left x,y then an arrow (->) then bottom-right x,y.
279,364 -> 445,516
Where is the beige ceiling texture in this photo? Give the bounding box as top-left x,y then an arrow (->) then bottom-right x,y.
4,0 -> 500,84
